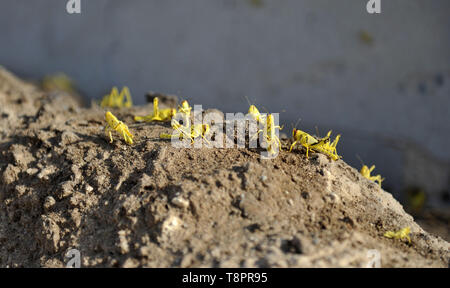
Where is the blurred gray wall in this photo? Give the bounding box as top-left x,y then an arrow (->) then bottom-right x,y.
0,0 -> 449,206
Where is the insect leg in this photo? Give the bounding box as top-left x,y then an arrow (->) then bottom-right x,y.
123,87 -> 132,108
250,129 -> 263,141
105,126 -> 114,143
123,129 -> 133,145
110,87 -> 120,107
289,141 -> 298,152
406,235 -> 411,244
276,137 -> 281,151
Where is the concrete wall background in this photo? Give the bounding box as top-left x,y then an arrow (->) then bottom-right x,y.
0,0 -> 449,205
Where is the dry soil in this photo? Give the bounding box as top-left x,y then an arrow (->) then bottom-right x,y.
0,68 -> 448,267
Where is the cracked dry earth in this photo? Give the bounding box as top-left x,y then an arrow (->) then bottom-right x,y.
0,68 -> 448,267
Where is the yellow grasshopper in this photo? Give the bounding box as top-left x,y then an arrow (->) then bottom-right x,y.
177,100 -> 192,127
360,164 -> 384,187
309,130 -> 341,161
42,73 -> 76,94
134,97 -> 176,122
160,99 -> 207,143
289,128 -> 341,160
100,87 -> 133,108
247,105 -> 266,125
160,119 -> 210,144
244,96 -> 266,125
357,155 -> 384,187
178,100 -> 192,116
105,111 -> 133,145
190,123 -> 211,144
289,128 -> 318,157
252,114 -> 282,155
384,227 -> 411,244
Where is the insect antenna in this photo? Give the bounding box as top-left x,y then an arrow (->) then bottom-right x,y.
291,117 -> 302,130
315,125 -> 321,138
356,154 -> 365,166
244,95 -> 253,106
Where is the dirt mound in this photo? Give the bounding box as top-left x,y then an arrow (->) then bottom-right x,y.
0,68 -> 448,267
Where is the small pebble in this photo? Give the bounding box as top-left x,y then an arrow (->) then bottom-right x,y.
171,196 -> 189,209
37,166 -> 56,181
44,196 -> 56,210
327,192 -> 339,203
26,168 -> 39,175
301,191 -> 310,199
162,215 -> 182,233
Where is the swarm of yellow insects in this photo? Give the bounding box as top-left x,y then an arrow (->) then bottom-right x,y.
360,164 -> 384,187
100,87 -> 133,108
134,97 -> 176,122
159,100 -> 210,144
384,227 -> 411,244
104,111 -> 133,145
160,119 -> 210,144
289,128 -> 341,161
251,113 -> 282,155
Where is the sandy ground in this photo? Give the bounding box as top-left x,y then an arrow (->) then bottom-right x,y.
0,68 -> 448,268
